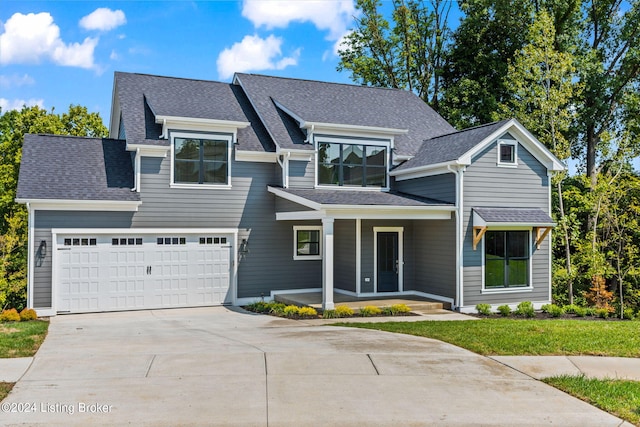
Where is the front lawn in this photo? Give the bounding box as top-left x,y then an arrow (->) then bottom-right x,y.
544,376 -> 640,426
335,318 -> 640,357
0,320 -> 49,358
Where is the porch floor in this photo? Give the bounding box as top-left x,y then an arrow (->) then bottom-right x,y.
274,292 -> 451,313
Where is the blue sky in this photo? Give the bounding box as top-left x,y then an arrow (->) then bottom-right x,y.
1,1 -> 362,123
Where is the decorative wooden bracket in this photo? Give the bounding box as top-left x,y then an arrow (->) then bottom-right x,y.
534,227 -> 552,249
473,226 -> 487,250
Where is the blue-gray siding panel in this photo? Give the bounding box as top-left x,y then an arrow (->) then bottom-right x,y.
462,141 -> 551,306
275,198 -> 313,213
32,211 -> 135,308
334,220 -> 356,292
393,173 -> 456,204
288,160 -> 315,189
410,219 -> 456,298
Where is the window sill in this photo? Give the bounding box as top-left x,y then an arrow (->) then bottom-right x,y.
481,286 -> 532,294
496,163 -> 518,168
170,183 -> 232,190
293,256 -> 322,261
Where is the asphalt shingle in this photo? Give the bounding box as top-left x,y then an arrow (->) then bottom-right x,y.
17,134 -> 139,202
273,187 -> 453,207
473,207 -> 554,225
236,73 -> 456,155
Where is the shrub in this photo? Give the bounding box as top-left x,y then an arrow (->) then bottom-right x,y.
497,305 -> 512,316
540,304 -> 552,313
269,302 -> 287,316
563,304 -> 579,314
246,301 -> 270,313
334,305 -> 354,318
595,308 -> 610,319
390,304 -> 411,315
622,308 -> 635,320
283,305 -> 300,318
297,307 -> 318,318
322,309 -> 337,319
475,303 -> 492,316
359,306 -> 382,317
585,275 -> 615,313
0,308 -> 21,322
19,308 -> 37,321
547,304 -> 564,318
516,301 -> 535,318
585,307 -> 597,317
573,306 -> 587,317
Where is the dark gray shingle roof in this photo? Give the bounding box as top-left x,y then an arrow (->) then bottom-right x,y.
394,120 -> 510,171
274,187 -> 453,207
17,134 -> 140,202
473,207 -> 554,225
236,73 -> 456,155
115,72 -> 274,152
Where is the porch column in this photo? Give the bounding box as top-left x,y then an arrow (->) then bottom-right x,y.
322,217 -> 335,310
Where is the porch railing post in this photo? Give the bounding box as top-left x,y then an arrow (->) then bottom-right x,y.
322,217 -> 335,310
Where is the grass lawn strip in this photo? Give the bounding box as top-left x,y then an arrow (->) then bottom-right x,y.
0,382 -> 14,402
544,376 -> 640,426
0,320 -> 49,358
334,319 -> 640,357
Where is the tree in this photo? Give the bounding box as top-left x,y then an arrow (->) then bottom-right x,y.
440,0 -> 536,128
0,105 -> 107,310
496,9 -> 582,303
338,0 -> 452,108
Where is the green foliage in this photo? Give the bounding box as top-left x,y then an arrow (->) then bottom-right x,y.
0,105 -> 108,311
322,309 -> 338,319
359,305 -> 382,317
622,307 -> 635,320
573,306 -> 588,317
497,305 -> 512,317
297,306 -> 318,318
246,301 -> 271,313
283,305 -> 300,318
19,308 -> 37,321
547,304 -> 565,318
475,303 -> 492,316
515,301 -> 535,318
334,305 -> 355,318
595,308 -> 610,319
0,319 -> 49,357
0,308 -> 20,322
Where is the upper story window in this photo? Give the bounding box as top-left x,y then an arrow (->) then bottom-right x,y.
497,133 -> 517,167
317,140 -> 388,187
171,132 -> 232,187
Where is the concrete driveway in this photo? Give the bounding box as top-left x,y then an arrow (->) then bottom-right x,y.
2,307 -> 629,426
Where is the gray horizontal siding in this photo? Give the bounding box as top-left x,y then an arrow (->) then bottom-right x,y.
288,160 -> 315,189
410,219 -> 456,298
334,220 -> 356,292
462,141 -> 551,306
275,198 -> 313,213
32,211 -> 135,309
393,173 -> 455,204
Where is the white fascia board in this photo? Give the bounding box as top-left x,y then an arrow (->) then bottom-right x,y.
276,148 -> 314,161
267,186 -> 323,210
17,199 -> 141,212
459,119 -> 566,171
303,121 -> 408,138
276,211 -> 326,221
235,150 -> 277,163
51,227 -> 238,235
276,208 -> 453,221
391,161 -> 465,180
155,115 -> 250,130
125,144 -> 169,157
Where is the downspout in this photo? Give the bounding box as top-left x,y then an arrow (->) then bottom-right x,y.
131,148 -> 140,192
276,151 -> 290,188
448,164 -> 464,310
26,202 -> 34,309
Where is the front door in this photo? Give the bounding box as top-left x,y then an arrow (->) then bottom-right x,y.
377,232 -> 399,292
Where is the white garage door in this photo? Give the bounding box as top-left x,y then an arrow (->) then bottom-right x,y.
56,233 -> 233,313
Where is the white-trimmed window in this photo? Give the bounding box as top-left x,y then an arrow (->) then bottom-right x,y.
171,132 -> 232,187
293,226 -> 322,260
484,230 -> 530,289
316,138 -> 389,188
497,134 -> 517,166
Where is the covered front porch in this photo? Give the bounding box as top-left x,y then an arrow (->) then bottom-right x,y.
269,186 -> 459,310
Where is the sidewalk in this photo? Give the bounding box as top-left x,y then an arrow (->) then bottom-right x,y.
491,355 -> 640,380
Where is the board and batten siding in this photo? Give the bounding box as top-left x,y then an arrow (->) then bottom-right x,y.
32,211 -> 135,309
462,141 -> 551,307
392,173 -> 456,204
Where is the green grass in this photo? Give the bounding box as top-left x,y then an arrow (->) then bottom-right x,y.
335,318 -> 640,356
0,320 -> 49,358
544,376 -> 640,426
0,382 -> 14,402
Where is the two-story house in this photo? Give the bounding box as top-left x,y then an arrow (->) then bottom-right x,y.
16,72 -> 564,316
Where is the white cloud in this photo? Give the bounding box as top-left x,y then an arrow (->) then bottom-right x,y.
0,98 -> 44,112
241,0 -> 356,40
323,30 -> 352,60
110,50 -> 120,60
0,12 -> 97,69
79,8 -> 126,31
216,34 -> 300,80
0,73 -> 35,88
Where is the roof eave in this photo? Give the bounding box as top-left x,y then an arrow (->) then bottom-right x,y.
16,198 -> 141,212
